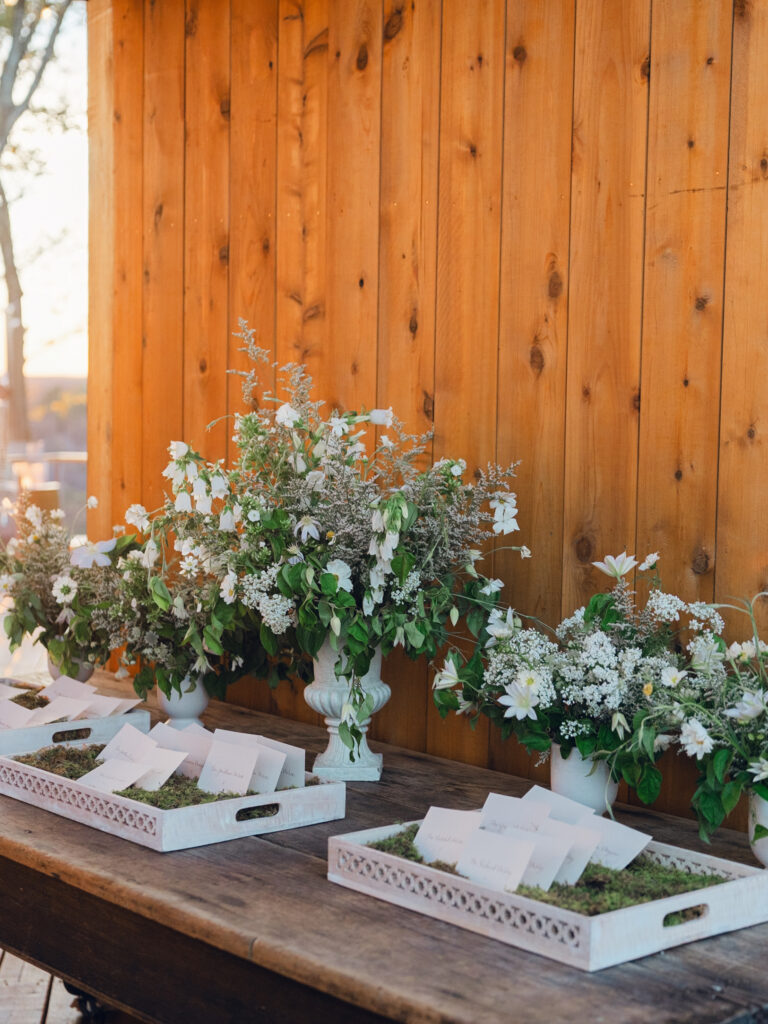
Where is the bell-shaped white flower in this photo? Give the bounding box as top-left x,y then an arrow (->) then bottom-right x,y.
592,551 -> 638,579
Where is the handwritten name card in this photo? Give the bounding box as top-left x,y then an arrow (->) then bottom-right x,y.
197,737 -> 259,796
413,808 -> 483,864
576,812 -> 651,870
456,828 -> 535,892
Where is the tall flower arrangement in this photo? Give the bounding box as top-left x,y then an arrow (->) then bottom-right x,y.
161,324 -> 528,746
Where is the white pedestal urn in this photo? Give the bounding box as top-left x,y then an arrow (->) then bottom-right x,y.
748,792 -> 768,867
550,743 -> 618,815
46,651 -> 95,683
303,638 -> 391,781
158,675 -> 210,729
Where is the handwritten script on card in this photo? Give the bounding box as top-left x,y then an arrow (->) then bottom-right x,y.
456,829 -> 535,893
197,738 -> 259,796
522,785 -> 597,825
413,808 -> 482,865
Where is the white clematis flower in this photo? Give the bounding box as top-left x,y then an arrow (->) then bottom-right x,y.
660,667 -> 688,688
325,559 -> 353,593
275,403 -> 301,427
432,658 -> 461,691
725,690 -> 767,722
679,718 -> 714,759
592,552 -> 638,579
70,538 -> 117,569
498,682 -> 539,721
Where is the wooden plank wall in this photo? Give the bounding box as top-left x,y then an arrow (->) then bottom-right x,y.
89,0 -> 768,821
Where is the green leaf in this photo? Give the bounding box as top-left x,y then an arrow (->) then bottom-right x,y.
259,622 -> 278,656
721,780 -> 742,815
712,748 -> 732,785
621,762 -> 641,788
317,600 -> 333,628
694,789 -> 725,827
752,781 -> 768,803
149,576 -> 172,611
202,626 -> 224,655
404,621 -> 425,648
466,607 -> 486,638
337,720 -> 354,750
433,688 -> 460,717
753,824 -> 768,843
636,765 -> 662,805
575,735 -> 598,758
319,573 -> 338,596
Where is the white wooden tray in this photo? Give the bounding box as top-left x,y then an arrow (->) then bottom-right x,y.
0,708 -> 151,756
0,753 -> 346,852
328,821 -> 768,971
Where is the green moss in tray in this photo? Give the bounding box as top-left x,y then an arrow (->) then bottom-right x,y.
13,743 -> 278,814
11,691 -> 49,710
367,824 -> 725,916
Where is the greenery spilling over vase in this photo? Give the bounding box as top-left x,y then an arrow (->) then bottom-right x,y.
433,552 -> 725,810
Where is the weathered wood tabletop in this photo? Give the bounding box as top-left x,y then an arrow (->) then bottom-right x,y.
0,674 -> 766,1024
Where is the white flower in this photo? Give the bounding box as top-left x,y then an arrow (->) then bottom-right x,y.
638,552 -> 659,572
519,546 -> 532,559
362,592 -> 375,616
219,508 -> 236,532
125,503 -> 150,532
140,539 -> 160,568
369,407 -> 394,427
660,666 -> 688,688
52,574 -> 78,605
728,640 -> 757,663
480,578 -> 504,596
172,595 -> 188,620
689,634 -> 725,674
0,573 -> 14,596
328,416 -> 349,438
294,515 -> 320,543
210,474 -> 229,500
305,470 -> 326,491
86,495 -> 99,509
288,452 -> 307,473
485,607 -> 518,647
680,718 -> 714,759
611,712 -> 630,739
498,682 -> 539,721
25,505 -> 42,529
433,659 -> 461,691
653,733 -> 674,753
70,538 -> 117,569
515,667 -> 545,691
174,491 -> 192,513
275,403 -> 301,427
196,495 -> 212,515
592,552 -> 638,579
220,572 -> 237,605
490,494 -> 519,535
747,759 -> 768,783
51,508 -> 65,521
325,558 -> 353,592
179,555 -> 199,576
450,460 -> 466,477
380,435 -> 395,449
168,441 -> 189,459
162,461 -> 186,489
186,461 -> 199,483
247,508 -> 261,523
330,614 -> 341,637
725,691 -> 767,722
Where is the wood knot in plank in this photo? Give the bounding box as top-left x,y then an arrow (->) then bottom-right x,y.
468,142 -> 477,158
199,358 -> 207,374
153,203 -> 163,229
734,0 -> 751,18
575,535 -> 593,563
219,245 -> 229,264
694,295 -> 709,311
423,391 -> 434,421
351,361 -> 359,375
706,56 -> 715,65
674,468 -> 683,481
513,45 -> 527,65
683,377 -> 690,387
262,237 -> 270,255
358,277 -> 365,288
640,55 -> 650,81
760,156 -> 768,178
548,270 -> 563,298
691,549 -> 710,575
220,97 -> 231,119
581,383 -> 591,403
409,314 -> 418,335
632,389 -> 641,412
529,343 -> 544,376
747,423 -> 757,440
304,29 -> 329,59
357,44 -> 369,70
303,303 -> 323,322
384,8 -> 403,40
687,138 -> 695,149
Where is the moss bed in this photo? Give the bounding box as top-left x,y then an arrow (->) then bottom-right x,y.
11,691 -> 49,710
368,823 -> 725,917
13,743 -> 278,816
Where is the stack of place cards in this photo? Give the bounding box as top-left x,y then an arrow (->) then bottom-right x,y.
413,787 -> 651,896
0,674 -> 142,731
77,721 -> 306,798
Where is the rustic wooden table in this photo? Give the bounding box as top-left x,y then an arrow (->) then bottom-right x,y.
0,676 -> 766,1024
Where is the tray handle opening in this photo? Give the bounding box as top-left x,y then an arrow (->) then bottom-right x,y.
663,903 -> 709,928
52,727 -> 92,744
235,802 -> 280,823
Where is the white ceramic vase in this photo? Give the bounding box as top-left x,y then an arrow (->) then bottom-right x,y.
158,674 -> 209,729
303,638 -> 391,781
46,651 -> 95,683
749,792 -> 768,867
550,743 -> 618,815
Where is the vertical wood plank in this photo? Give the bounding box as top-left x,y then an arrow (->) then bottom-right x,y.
561,0 -> 650,614
490,0 -> 575,780
183,0 -> 231,463
143,0 -> 185,517
87,0 -> 115,539
313,0 -> 382,411
228,0 -> 278,439
426,0 -> 506,767
718,1 -> 768,640
636,0 -> 731,605
371,0 -> 442,751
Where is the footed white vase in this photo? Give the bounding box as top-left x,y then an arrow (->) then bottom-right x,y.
749,792 -> 768,867
550,743 -> 618,815
158,675 -> 209,729
303,639 -> 391,781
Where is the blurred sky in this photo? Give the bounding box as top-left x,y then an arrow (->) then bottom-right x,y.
1,2 -> 87,378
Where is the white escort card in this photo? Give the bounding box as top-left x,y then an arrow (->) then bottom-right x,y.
78,694 -> 131,719
213,729 -> 287,794
28,696 -> 93,726
481,793 -> 551,834
495,825 -> 570,890
456,828 -> 535,892
100,722 -> 159,764
0,700 -> 33,730
149,721 -> 213,779
79,758 -> 150,794
256,735 -> 305,789
43,677 -> 97,700
0,682 -> 28,701
413,808 -> 483,864
576,812 -> 652,870
197,737 -> 260,796
133,747 -> 188,791
522,785 -> 598,825
538,819 -> 602,885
